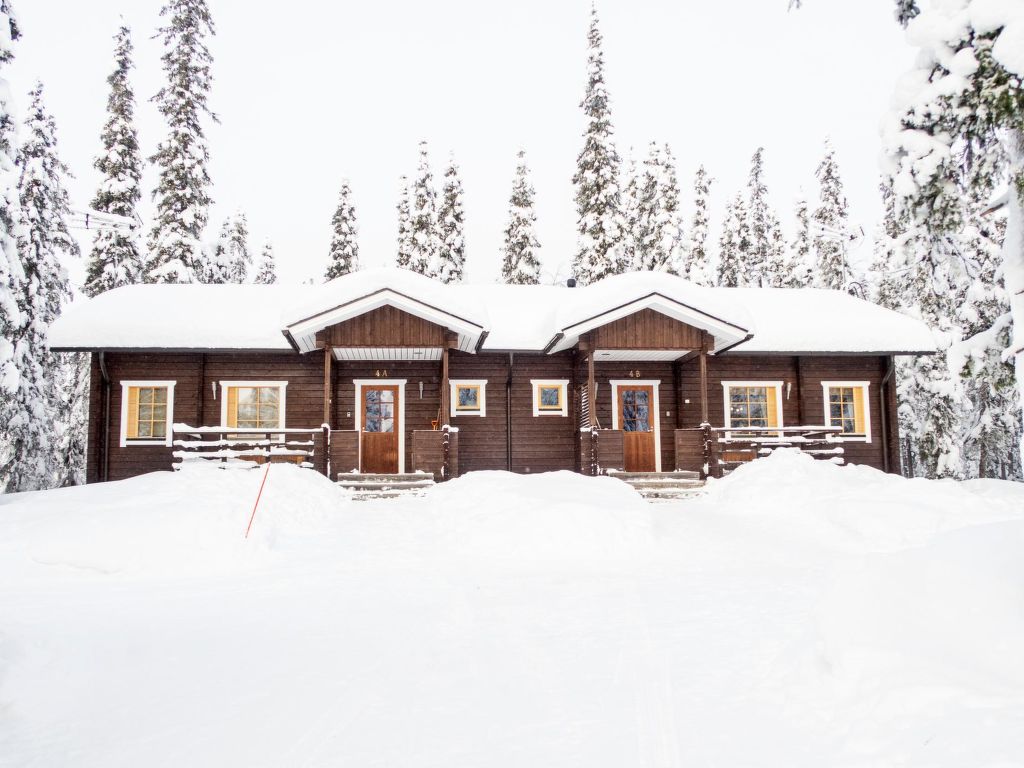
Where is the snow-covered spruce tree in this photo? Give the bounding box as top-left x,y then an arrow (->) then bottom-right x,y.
253,240 -> 277,284
395,176 -> 412,269
225,211 -> 250,283
745,147 -> 778,287
0,2 -> 22,455
644,142 -> 684,273
812,139 -> 852,290
619,153 -> 640,270
955,194 -> 1021,479
147,0 -> 216,284
883,2 -> 1024,457
436,154 -> 465,284
84,25 -> 144,297
683,165 -> 714,285
870,178 -> 908,310
783,195 -> 815,288
717,193 -> 750,288
500,149 -> 542,285
324,181 -> 359,280
407,142 -> 440,277
204,217 -> 233,283
571,5 -> 624,284
1,83 -> 79,491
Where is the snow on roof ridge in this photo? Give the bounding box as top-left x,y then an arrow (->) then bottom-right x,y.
47,270 -> 937,355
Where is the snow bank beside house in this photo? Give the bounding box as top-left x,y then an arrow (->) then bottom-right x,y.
0,463 -> 351,576
1,455 -> 1023,766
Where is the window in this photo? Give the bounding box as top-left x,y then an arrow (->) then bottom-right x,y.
531,379 -> 569,417
722,381 -> 783,434
821,381 -> 871,441
120,381 -> 175,447
450,379 -> 486,417
220,381 -> 287,431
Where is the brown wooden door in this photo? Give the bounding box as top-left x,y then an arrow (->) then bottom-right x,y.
619,385 -> 656,472
360,385 -> 399,473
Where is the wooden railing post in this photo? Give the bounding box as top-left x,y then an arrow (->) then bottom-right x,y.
701,422 -> 715,479
322,425 -> 331,477
590,428 -> 599,476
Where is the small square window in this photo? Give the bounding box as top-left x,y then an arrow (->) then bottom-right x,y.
531,379 -> 569,417
450,380 -> 487,417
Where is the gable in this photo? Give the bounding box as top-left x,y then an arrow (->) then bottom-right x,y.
586,308 -> 705,350
315,305 -> 449,349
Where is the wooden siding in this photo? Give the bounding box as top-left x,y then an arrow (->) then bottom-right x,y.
676,354 -> 895,473
331,359 -> 442,474
411,430 -> 459,480
330,429 -> 359,475
586,308 -> 703,350
317,305 -> 446,349
86,347 -> 901,483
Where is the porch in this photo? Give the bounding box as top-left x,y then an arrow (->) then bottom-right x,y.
579,424 -> 846,479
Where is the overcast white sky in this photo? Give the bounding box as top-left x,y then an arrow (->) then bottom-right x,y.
13,0 -> 912,285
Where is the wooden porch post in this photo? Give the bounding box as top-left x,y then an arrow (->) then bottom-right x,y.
587,343 -> 597,476
441,336 -> 452,479
699,336 -> 712,479
322,344 -> 332,477
698,338 -> 709,424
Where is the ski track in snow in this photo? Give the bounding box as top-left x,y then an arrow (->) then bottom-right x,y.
1,456 -> 1023,767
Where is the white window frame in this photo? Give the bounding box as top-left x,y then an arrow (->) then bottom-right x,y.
721,380 -> 784,438
450,379 -> 487,417
219,381 -> 289,431
609,379 -> 662,472
353,379 -> 407,473
120,380 -> 176,447
530,379 -> 569,417
820,380 -> 872,443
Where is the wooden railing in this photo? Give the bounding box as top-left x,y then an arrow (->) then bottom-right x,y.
579,428 -> 625,476
172,425 -> 329,474
707,425 -> 845,478
411,427 -> 459,480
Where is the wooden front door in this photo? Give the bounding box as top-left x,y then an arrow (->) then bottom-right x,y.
360,385 -> 399,473
619,385 -> 656,472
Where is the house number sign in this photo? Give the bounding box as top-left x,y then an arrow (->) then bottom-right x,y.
374,369 -> 389,377
626,370 -> 642,378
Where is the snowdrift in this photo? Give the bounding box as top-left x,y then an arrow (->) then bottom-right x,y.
1,452 -> 1022,766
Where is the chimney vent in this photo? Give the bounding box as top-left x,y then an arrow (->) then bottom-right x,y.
566,277 -> 577,288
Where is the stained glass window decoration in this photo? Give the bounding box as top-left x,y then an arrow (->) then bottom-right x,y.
451,381 -> 487,416
531,379 -> 569,417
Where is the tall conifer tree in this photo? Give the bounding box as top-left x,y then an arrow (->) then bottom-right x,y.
436,154 -> 465,284
717,194 -> 749,288
571,6 -> 624,284
784,195 -> 815,288
85,25 -> 143,297
812,140 -> 852,290
1,83 -> 78,491
407,141 -> 439,277
147,0 -> 216,284
0,3 -> 23,438
253,240 -> 277,284
325,181 -> 359,280
500,150 -> 542,285
683,165 -> 713,285
395,176 -> 412,269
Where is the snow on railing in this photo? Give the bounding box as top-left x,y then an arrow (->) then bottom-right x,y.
711,425 -> 845,476
171,424 -> 326,471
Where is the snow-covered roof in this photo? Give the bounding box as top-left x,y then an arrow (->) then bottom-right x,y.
48,268 -> 936,356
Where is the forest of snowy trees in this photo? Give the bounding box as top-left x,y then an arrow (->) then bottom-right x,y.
0,0 -> 1021,491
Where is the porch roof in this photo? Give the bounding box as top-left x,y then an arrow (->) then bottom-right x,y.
48,268 -> 936,356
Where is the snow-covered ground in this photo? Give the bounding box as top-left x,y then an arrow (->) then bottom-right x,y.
1,453 -> 1023,767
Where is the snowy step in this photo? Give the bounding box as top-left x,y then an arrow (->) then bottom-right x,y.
336,472 -> 431,483
606,470 -> 706,502
338,480 -> 434,492
606,470 -> 701,481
